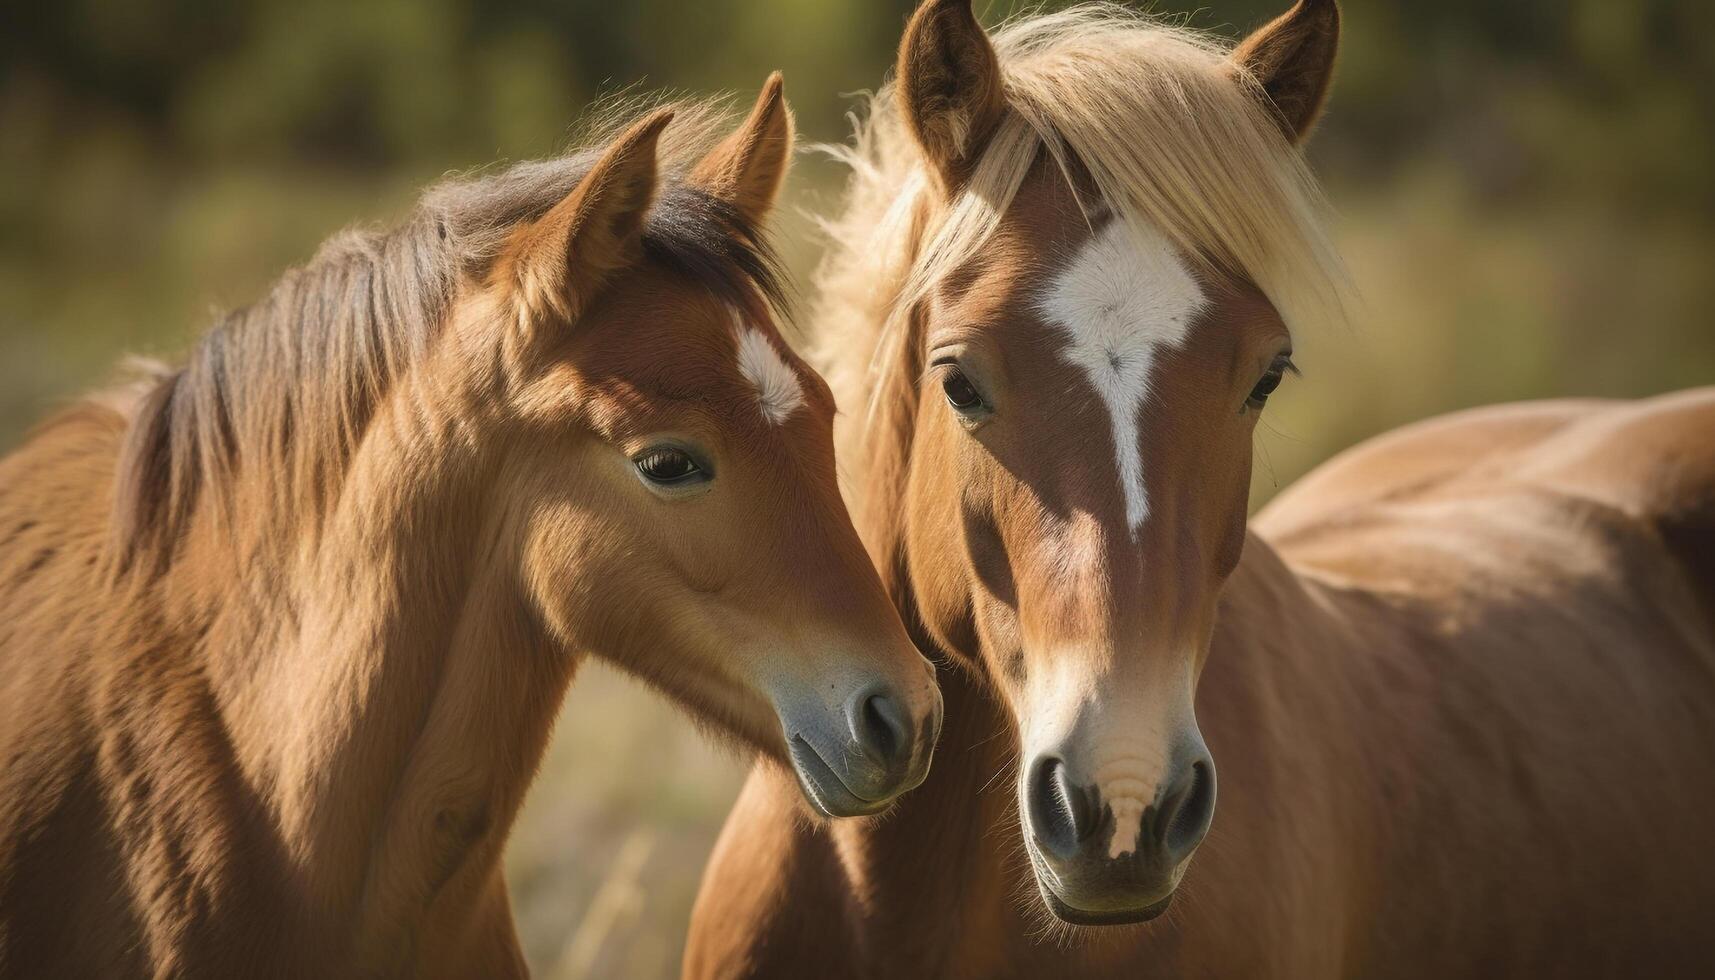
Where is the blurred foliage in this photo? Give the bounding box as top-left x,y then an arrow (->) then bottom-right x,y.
3,0 -> 1713,975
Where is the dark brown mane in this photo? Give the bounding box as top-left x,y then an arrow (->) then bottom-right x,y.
110,123 -> 787,575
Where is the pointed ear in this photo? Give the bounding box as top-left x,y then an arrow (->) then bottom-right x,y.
689,72 -> 795,227
1230,0 -> 1341,145
508,107 -> 673,325
896,0 -> 1006,198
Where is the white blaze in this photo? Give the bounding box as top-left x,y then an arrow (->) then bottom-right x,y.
734,323 -> 805,425
1035,221 -> 1205,533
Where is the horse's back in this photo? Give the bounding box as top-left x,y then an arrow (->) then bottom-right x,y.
0,402 -> 153,978
0,399 -> 127,665
0,398 -> 130,697
1258,389 -> 1715,760
1514,388 -> 1715,607
1253,390 -> 1715,976
1260,388 -> 1715,612
1256,397 -> 1611,536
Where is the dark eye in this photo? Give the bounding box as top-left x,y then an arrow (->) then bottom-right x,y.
1247,354 -> 1296,410
634,447 -> 704,486
941,369 -> 984,412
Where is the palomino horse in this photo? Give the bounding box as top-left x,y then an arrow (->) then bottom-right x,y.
687,3 -> 1715,977
0,77 -> 942,978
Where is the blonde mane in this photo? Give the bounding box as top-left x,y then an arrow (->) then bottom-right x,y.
808,3 -> 1350,463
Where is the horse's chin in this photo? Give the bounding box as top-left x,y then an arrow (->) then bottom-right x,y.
1037,880 -> 1174,926
1027,847 -> 1177,926
785,734 -> 893,819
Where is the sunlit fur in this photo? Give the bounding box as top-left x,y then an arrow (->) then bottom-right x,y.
0,86 -> 940,977
687,3 -> 1715,977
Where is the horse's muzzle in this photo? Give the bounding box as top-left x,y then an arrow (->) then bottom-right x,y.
1022,741 -> 1216,923
781,679 -> 940,818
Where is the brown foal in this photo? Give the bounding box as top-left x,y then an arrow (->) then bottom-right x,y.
0,79 -> 941,978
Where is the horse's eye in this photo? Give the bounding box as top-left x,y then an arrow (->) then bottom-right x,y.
1249,370 -> 1284,404
1247,355 -> 1296,411
942,369 -> 985,412
634,447 -> 704,486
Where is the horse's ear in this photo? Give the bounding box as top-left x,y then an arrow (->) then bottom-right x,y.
508,107 -> 673,325
689,72 -> 794,227
896,0 -> 1006,198
1230,0 -> 1340,145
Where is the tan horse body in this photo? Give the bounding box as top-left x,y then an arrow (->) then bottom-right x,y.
692,393 -> 1715,978
0,80 -> 941,978
686,2 -> 1715,976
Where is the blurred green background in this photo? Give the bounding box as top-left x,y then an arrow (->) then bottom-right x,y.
3,0 -> 1712,975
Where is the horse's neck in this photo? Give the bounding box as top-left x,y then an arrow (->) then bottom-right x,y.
828,659 -> 1027,972
198,359 -> 564,948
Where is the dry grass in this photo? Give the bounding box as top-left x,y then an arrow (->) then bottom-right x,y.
506,664 -> 748,977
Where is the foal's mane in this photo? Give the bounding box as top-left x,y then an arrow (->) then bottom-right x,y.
810,3 -> 1350,467
109,98 -> 786,573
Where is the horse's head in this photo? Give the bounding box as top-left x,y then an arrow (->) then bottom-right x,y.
454,80 -> 940,817
878,0 -> 1341,920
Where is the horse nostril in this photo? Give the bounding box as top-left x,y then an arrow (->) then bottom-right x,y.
1159,757 -> 1216,858
1028,757 -> 1101,859
850,688 -> 909,770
